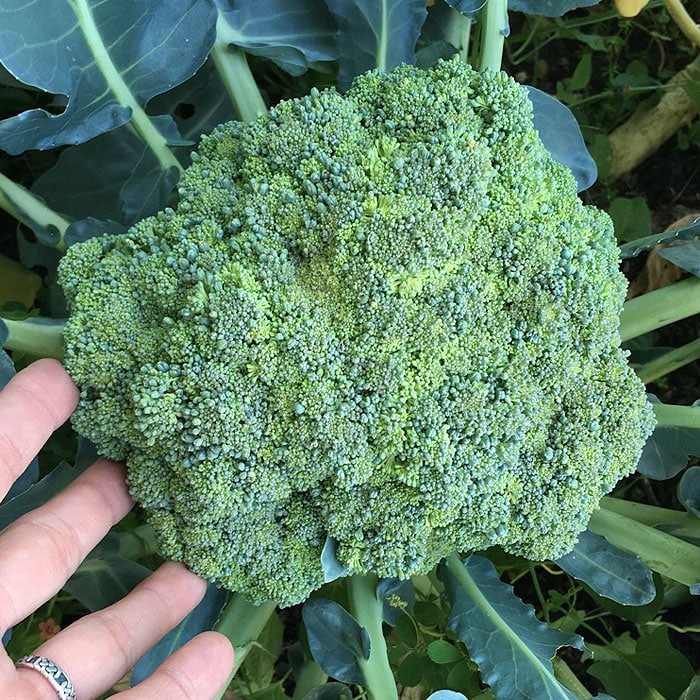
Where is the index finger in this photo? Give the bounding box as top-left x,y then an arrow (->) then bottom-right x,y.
0,359 -> 78,500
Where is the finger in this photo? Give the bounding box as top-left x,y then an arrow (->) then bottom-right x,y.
0,359 -> 78,499
0,459 -> 133,631
124,632 -> 234,700
30,563 -> 224,699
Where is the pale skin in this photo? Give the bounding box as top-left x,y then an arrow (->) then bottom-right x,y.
0,359 -> 234,699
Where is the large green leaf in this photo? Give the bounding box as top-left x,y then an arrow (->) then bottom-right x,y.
526,87 -> 597,192
637,399 -> 700,479
658,241 -> 700,277
0,0 -> 215,153
325,0 -> 429,88
619,217 -> 700,259
215,0 -> 337,76
508,0 -> 601,16
555,530 -> 655,606
32,125 -> 180,231
302,598 -> 370,685
62,533 -> 152,611
441,555 -> 586,700
588,628 -> 694,700
131,583 -> 229,685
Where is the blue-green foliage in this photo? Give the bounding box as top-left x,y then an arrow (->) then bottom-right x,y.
58,58 -> 654,606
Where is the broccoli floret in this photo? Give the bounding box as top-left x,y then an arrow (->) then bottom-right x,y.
58,58 -> 654,607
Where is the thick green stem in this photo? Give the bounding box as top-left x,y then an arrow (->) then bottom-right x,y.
619,277 -> 700,341
213,593 -> 277,699
445,7 -> 473,63
636,336 -> 700,384
478,0 -> 509,72
653,401 -> 700,429
0,172 -> 70,251
588,504 -> 700,586
346,574 -> 398,700
601,496 -> 700,532
2,317 -> 65,360
211,17 -> 267,122
72,0 -> 182,175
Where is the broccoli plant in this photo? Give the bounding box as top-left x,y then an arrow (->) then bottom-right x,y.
0,1 -> 699,699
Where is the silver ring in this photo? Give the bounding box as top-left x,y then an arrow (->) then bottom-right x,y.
15,654 -> 77,700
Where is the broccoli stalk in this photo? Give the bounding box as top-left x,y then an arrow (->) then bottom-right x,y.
212,595 -> 278,699
589,498 -> 700,587
0,171 -> 70,251
2,317 -> 64,360
619,277 -> 700,341
479,0 -> 509,72
210,19 -> 267,122
347,574 -> 398,700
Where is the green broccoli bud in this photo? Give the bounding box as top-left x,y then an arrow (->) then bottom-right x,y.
58,58 -> 654,607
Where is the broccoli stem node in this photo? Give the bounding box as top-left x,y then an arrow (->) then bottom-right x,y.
346,573 -> 398,700
1,317 -> 65,360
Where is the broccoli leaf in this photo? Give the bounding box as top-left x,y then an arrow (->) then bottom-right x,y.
214,0 -> 338,77
32,126 -> 180,230
679,466 -> 700,518
325,0 -> 429,89
588,627 -> 694,700
0,462 -> 78,530
302,598 -> 370,685
131,583 -> 229,685
304,684 -> 354,700
619,217 -> 700,259
657,241 -> 700,277
508,0 -> 602,17
62,533 -> 152,612
526,86 -> 597,191
441,554 -> 585,700
444,0 -> 488,18
0,0 -> 215,154
555,530 -> 655,606
637,399 -> 700,480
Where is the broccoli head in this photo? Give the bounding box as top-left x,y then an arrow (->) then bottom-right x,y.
58,58 -> 655,607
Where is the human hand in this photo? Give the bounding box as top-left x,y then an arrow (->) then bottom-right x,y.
0,359 -> 234,699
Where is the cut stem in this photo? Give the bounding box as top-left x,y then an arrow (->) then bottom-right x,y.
2,317 -> 65,360
619,277 -> 700,341
213,593 -> 277,699
346,573 -> 398,700
478,0 -> 509,72
636,336 -> 700,383
0,171 -> 70,251
588,504 -> 700,586
211,17 -> 267,122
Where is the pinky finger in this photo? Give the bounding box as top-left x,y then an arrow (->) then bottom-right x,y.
123,632 -> 234,700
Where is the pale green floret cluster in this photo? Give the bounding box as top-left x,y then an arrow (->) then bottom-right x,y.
58,58 -> 654,607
